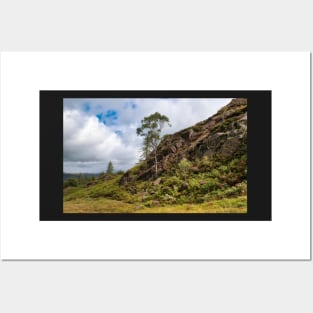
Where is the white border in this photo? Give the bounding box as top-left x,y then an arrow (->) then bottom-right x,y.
0,52 -> 310,260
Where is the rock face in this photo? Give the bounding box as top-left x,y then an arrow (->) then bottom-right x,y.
120,98 -> 247,185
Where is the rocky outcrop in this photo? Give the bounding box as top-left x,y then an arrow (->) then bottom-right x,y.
120,98 -> 247,185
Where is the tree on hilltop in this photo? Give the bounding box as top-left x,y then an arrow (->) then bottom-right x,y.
136,112 -> 171,177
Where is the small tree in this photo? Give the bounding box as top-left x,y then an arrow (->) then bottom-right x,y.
136,112 -> 171,177
64,178 -> 78,188
106,161 -> 114,174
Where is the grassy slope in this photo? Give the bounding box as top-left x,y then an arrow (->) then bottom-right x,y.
63,162 -> 247,214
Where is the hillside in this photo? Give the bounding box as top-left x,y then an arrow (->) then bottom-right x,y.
63,173 -> 99,182
63,98 -> 247,213
120,98 -> 247,184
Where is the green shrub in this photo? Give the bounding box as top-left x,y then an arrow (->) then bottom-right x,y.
220,182 -> 247,198
219,165 -> 230,174
64,178 -> 78,188
160,185 -> 179,197
176,195 -> 188,204
199,178 -> 220,193
177,158 -> 192,179
209,168 -> 221,178
187,178 -> 200,193
198,156 -> 215,171
163,176 -> 183,189
144,200 -> 154,207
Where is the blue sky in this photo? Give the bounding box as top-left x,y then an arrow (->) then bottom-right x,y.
63,98 -> 232,173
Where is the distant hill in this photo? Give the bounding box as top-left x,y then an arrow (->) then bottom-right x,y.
63,173 -> 100,181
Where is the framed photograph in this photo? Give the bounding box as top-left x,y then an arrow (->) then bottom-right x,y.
40,90 -> 271,221
0,52 -> 310,260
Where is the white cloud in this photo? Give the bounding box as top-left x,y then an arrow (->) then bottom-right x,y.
63,109 -> 139,173
63,98 -> 232,173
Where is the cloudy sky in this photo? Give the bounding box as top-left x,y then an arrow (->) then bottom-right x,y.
63,98 -> 232,173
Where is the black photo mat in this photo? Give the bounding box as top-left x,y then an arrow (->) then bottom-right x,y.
40,90 -> 271,221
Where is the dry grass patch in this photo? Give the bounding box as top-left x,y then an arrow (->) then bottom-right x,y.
64,196 -> 247,214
